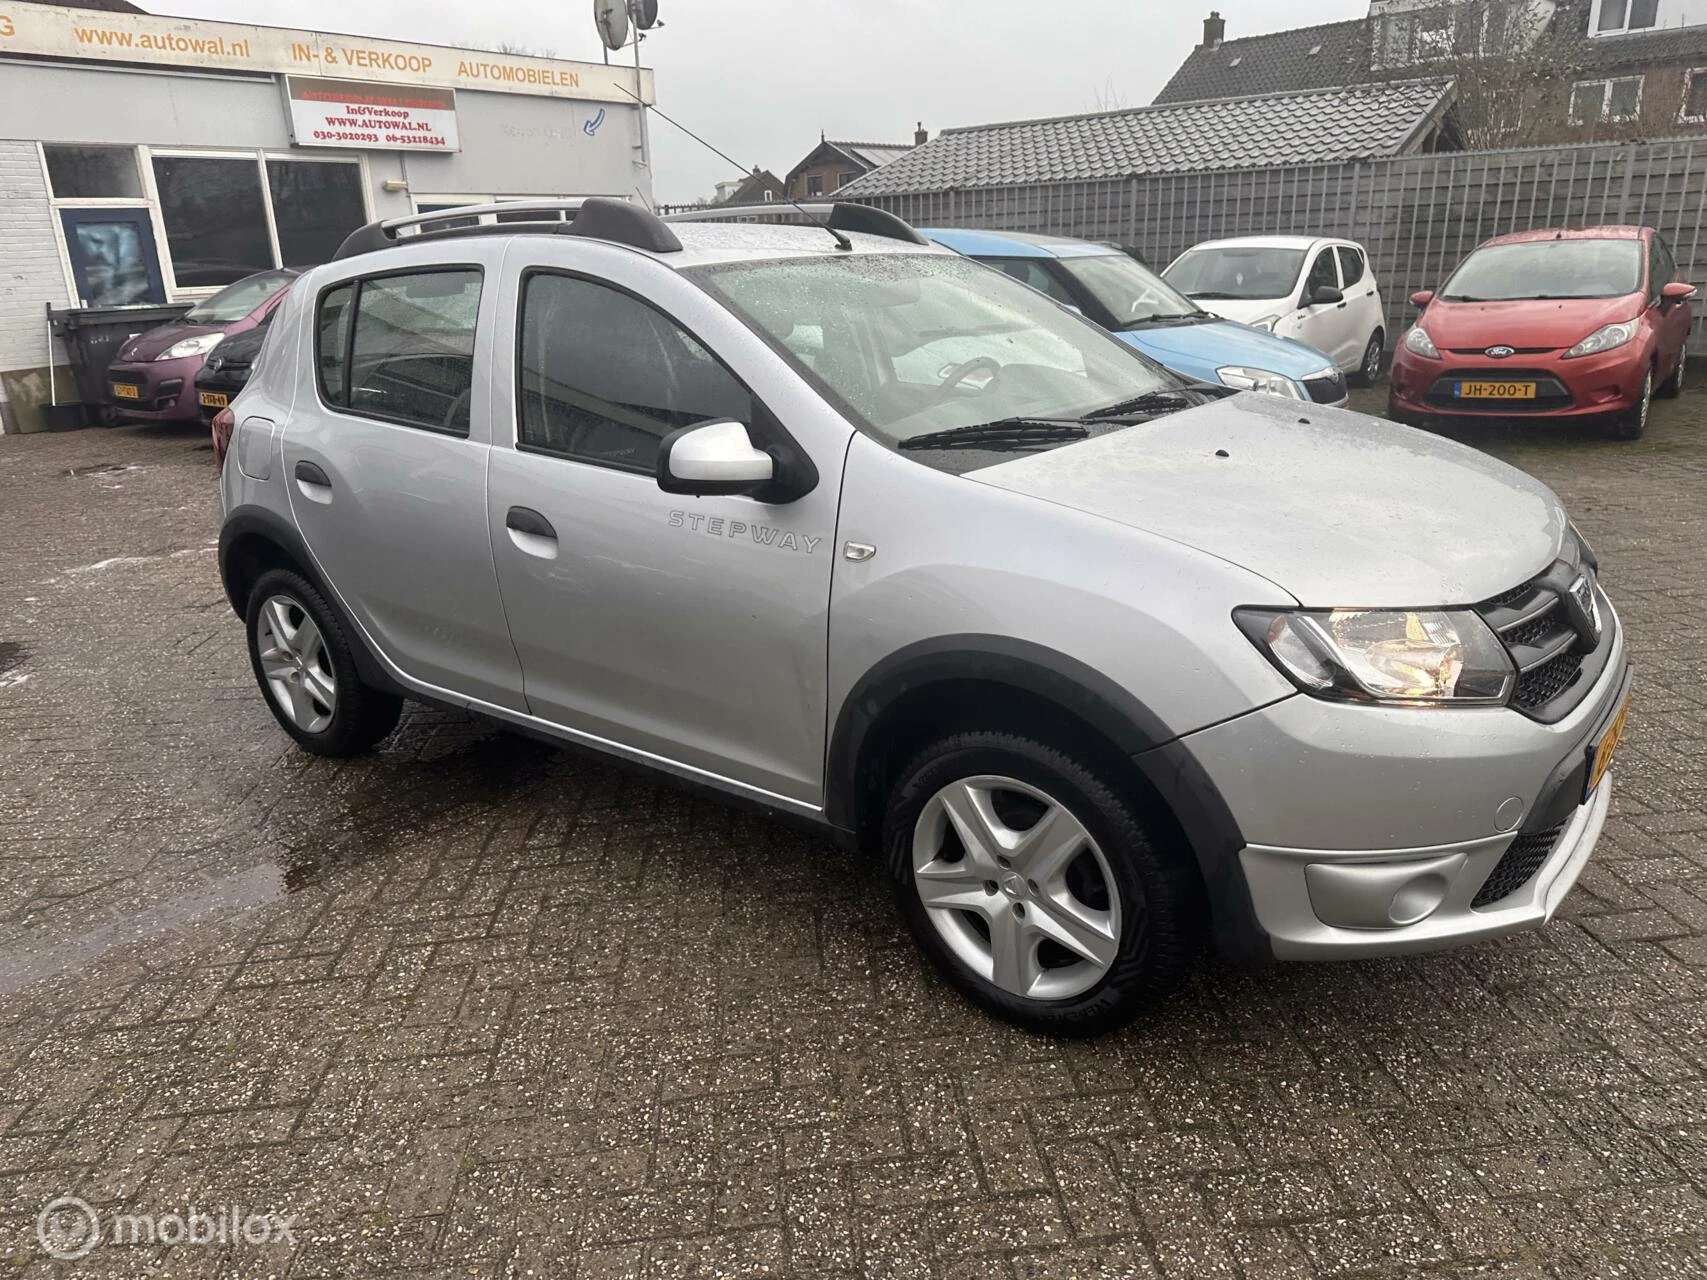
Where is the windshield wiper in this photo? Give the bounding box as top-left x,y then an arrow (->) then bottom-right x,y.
1185,291 -> 1244,300
898,420 -> 1089,452
1122,312 -> 1203,328
1082,391 -> 1200,419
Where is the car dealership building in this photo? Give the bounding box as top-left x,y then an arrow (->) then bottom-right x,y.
0,3 -> 656,433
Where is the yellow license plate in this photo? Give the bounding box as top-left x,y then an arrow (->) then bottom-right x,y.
1586,695 -> 1629,799
199,391 -> 229,409
1456,380 -> 1536,399
111,383 -> 140,400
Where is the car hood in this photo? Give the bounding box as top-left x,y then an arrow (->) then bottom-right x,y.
1418,295 -> 1642,350
1118,319 -> 1333,379
116,321 -> 220,363
970,392 -> 1565,606
1185,297 -> 1292,328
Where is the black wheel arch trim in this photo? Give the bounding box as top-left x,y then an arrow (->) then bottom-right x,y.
824,633 -> 1271,965
219,506 -> 405,698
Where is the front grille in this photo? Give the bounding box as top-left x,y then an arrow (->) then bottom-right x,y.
1446,347 -> 1557,356
1304,371 -> 1347,403
1474,541 -> 1605,721
1424,367 -> 1572,412
1474,821 -> 1568,908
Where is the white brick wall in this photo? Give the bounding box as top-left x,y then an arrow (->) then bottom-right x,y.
0,140 -> 73,432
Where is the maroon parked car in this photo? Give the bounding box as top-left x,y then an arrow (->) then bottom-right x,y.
105,270 -> 297,423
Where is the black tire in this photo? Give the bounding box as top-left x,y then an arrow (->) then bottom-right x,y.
1607,369 -> 1652,440
245,568 -> 403,757
1351,330 -> 1385,387
883,731 -> 1202,1036
1657,343 -> 1686,399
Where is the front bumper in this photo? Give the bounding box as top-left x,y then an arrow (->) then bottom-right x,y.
1388,345 -> 1648,421
106,358 -> 202,422
1174,598 -> 1627,962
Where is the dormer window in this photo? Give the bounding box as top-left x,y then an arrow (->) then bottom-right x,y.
1596,0 -> 1661,32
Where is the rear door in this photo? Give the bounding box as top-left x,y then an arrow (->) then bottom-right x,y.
281,243 -> 526,711
484,240 -> 850,808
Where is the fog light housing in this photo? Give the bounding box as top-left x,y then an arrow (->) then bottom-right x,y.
1305,852 -> 1466,929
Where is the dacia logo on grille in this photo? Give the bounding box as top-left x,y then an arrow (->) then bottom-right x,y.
1567,574 -> 1602,644
1486,345 -> 1516,359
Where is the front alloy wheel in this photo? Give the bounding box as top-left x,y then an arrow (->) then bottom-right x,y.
1610,370 -> 1652,440
912,775 -> 1121,1001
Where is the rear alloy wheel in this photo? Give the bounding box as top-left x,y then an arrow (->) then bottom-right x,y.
1352,330 -> 1385,387
246,568 -> 402,757
885,732 -> 1200,1035
1657,342 -> 1686,399
1608,369 -> 1652,440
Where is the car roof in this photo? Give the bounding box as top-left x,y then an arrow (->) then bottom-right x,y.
1479,225 -> 1648,247
917,227 -> 1118,260
1182,235 -> 1353,253
663,221 -> 946,267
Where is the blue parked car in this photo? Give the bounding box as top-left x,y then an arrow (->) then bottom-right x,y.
920,227 -> 1348,406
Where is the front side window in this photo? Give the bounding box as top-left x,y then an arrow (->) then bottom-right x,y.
984,258 -> 1079,308
184,270 -> 295,325
1305,250 -> 1339,298
316,270 -> 482,433
518,274 -> 751,474
693,252 -> 1181,449
1052,254 -> 1203,329
152,156 -> 272,288
1337,247 -> 1366,288
1164,246 -> 1307,302
1442,239 -> 1644,301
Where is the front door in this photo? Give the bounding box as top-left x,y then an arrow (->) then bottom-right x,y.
59,209 -> 166,307
280,254 -> 526,711
485,257 -> 845,807
1297,246 -> 1361,369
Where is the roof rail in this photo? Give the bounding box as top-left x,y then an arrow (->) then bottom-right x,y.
664,201 -> 929,246
332,197 -> 683,261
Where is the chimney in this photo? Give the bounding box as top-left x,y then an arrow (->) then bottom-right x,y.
914,121 -> 929,146
1202,10 -> 1225,48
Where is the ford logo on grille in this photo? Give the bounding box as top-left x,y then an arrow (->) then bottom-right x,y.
1485,345 -> 1516,359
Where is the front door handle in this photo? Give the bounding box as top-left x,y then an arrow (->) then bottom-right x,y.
505,506 -> 559,560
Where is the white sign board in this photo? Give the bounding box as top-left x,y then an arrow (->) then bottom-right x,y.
0,6 -> 654,104
287,77 -> 459,151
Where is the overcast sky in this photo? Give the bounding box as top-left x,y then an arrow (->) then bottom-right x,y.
163,0 -> 1367,202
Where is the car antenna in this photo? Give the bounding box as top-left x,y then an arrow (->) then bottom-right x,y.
614,84 -> 854,252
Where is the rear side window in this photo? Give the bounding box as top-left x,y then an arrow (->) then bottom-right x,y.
315,269 -> 482,434
517,272 -> 752,474
1336,246 -> 1366,287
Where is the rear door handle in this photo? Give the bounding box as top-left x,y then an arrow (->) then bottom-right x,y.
505,506 -> 559,559
293,459 -> 333,503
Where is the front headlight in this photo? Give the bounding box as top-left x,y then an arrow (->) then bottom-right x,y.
1236,608 -> 1514,704
159,333 -> 224,361
1562,320 -> 1638,360
1402,326 -> 1440,359
1250,315 -> 1281,332
1217,366 -> 1304,398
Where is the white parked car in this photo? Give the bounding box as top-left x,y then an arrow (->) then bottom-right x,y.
1164,236 -> 1387,385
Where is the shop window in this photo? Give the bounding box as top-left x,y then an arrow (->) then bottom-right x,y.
518,272 -> 751,474
319,270 -> 483,434
43,145 -> 142,199
152,155 -> 272,288
266,160 -> 367,268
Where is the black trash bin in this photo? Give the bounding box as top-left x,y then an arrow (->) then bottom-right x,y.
48,302 -> 192,425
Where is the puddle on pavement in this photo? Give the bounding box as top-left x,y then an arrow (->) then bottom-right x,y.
0,864 -> 285,996
63,462 -> 133,477
0,641 -> 25,678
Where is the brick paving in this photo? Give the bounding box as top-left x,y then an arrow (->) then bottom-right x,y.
0,388 -> 1704,1279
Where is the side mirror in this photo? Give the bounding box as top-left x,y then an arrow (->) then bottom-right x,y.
1411,290 -> 1436,309
1310,286 -> 1344,306
1660,281 -> 1698,307
657,420 -> 774,497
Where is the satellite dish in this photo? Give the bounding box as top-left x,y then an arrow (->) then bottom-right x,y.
594,0 -> 629,50
628,0 -> 660,30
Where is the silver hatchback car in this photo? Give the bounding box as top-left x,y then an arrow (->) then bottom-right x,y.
218,199 -> 1630,1035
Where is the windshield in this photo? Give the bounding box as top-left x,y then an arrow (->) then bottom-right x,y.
1164,247 -> 1306,301
692,253 -> 1183,448
185,270 -> 294,325
1441,239 -> 1643,301
1054,254 -> 1203,328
